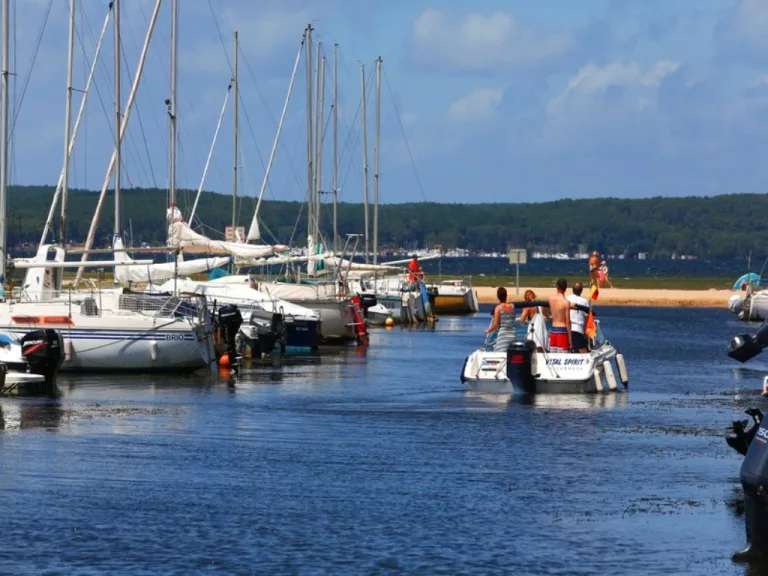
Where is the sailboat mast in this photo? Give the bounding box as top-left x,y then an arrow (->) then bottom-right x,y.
361,64 -> 370,263
0,0 -> 8,297
332,43 -> 338,253
114,0 -> 121,236
373,56 -> 381,266
305,25 -> 313,244
60,0 -> 76,247
168,0 -> 177,213
232,30 -> 238,237
312,42 -> 322,243
316,52 -> 326,243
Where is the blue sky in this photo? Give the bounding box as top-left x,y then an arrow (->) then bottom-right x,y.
7,0 -> 768,207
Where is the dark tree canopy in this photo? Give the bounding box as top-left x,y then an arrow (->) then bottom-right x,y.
8,185 -> 764,259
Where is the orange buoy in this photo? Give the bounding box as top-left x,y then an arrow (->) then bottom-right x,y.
219,353 -> 230,366
385,317 -> 394,328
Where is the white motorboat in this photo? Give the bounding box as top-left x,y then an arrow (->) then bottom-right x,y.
0,330 -> 64,394
364,303 -> 393,326
460,307 -> 629,395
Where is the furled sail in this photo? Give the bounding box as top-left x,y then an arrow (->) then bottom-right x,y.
113,234 -> 230,284
167,221 -> 282,259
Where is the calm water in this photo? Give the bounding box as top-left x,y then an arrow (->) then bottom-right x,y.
0,307 -> 765,574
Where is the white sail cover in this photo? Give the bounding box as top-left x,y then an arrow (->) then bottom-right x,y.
113,234 -> 230,284
168,221 -> 280,259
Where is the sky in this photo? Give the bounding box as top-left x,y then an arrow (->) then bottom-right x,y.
6,0 -> 768,207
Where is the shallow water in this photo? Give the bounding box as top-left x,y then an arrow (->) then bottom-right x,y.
0,307 -> 764,574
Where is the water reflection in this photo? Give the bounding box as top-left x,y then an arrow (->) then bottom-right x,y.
463,390 -> 629,411
0,399 -> 64,431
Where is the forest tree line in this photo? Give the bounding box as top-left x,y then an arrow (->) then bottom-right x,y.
8,185 -> 765,259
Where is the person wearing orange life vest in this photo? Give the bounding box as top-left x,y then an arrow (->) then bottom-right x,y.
408,254 -> 424,283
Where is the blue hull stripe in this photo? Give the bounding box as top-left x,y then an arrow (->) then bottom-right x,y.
6,329 -> 196,342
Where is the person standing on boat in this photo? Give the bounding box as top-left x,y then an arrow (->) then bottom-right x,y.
408,255 -> 424,283
567,281 -> 589,353
485,286 -> 516,352
548,278 -> 572,353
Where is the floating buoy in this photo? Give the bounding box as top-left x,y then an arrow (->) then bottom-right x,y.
616,353 -> 629,387
593,369 -> 604,392
385,317 -> 394,328
603,360 -> 618,391
219,353 -> 230,366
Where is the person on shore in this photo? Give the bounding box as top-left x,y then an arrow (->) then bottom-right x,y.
598,260 -> 613,288
567,281 -> 589,353
408,255 -> 424,283
485,287 -> 516,352
548,278 -> 572,353
588,251 -> 600,287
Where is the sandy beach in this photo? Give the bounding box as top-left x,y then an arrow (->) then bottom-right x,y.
476,286 -> 733,308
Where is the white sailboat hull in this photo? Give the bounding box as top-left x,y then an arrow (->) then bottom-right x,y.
0,299 -> 215,373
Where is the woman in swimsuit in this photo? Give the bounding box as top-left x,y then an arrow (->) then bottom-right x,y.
485,287 -> 516,352
519,289 -> 550,324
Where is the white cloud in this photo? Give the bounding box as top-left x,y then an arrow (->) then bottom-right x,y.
448,88 -> 502,123
547,60 -> 680,115
410,9 -> 573,73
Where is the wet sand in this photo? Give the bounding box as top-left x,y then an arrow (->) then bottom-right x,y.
476,286 -> 734,307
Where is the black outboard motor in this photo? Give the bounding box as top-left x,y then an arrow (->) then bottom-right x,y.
730,408 -> 768,563
727,408 -> 764,456
217,304 -> 243,372
357,293 -> 377,314
506,340 -> 537,395
728,323 -> 768,363
21,329 -> 63,387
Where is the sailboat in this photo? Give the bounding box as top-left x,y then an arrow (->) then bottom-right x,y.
0,0 -> 217,374
238,27 -> 367,346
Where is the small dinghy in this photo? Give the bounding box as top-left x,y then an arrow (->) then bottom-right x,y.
460,302 -> 628,395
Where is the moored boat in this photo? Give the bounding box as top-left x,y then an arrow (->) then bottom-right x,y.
431,278 -> 479,315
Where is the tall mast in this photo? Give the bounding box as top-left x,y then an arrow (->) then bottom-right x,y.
113,0 -> 121,236
312,42 -> 322,243
332,43 -> 338,253
168,0 -> 177,216
60,0 -> 76,247
360,64 -> 370,263
305,25 -> 313,245
232,30 -> 238,238
0,0 -> 9,297
373,56 -> 382,265
316,52 -> 326,243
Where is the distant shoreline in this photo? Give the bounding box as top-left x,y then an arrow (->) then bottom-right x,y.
475,286 -> 733,308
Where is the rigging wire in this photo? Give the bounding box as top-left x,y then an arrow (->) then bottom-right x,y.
383,69 -> 428,202
9,0 -> 54,138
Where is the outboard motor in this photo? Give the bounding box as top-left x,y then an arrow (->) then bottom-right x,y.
357,293 -> 377,314
727,408 -> 764,457
21,329 -> 64,386
506,340 -> 537,395
217,304 -> 243,372
729,408 -> 768,563
728,323 -> 768,363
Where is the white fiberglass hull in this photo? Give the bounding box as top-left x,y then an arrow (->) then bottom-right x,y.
461,344 -> 622,395
0,302 -> 215,373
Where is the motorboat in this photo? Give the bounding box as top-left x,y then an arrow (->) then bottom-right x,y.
0,329 -> 64,394
430,278 -> 480,315
460,302 -> 628,395
724,407 -> 768,562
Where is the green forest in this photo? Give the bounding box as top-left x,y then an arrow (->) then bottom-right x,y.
8,185 -> 766,259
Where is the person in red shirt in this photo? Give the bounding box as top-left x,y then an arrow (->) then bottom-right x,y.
408,255 -> 424,283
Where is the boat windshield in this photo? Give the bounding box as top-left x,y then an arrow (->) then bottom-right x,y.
594,320 -> 607,347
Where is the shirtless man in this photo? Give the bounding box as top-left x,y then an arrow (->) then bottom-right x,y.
548,278 -> 572,353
